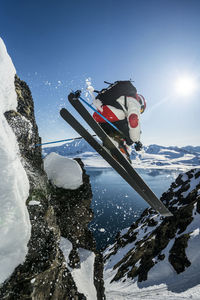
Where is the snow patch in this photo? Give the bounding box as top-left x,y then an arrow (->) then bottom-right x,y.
71,248 -> 97,300
44,152 -> 83,189
0,37 -> 31,284
190,228 -> 200,238
59,237 -> 73,265
60,237 -> 97,300
28,200 -> 41,206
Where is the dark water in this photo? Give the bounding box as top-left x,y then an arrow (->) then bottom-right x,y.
86,167 -> 179,250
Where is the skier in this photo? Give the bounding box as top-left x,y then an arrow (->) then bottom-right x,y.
92,80 -> 146,158
61,92 -> 172,216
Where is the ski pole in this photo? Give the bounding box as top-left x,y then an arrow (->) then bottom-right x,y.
72,90 -> 123,135
34,135 -> 96,147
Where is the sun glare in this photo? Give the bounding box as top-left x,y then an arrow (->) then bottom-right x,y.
175,75 -> 197,97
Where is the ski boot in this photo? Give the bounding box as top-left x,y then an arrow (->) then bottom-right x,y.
104,133 -> 132,163
118,139 -> 132,163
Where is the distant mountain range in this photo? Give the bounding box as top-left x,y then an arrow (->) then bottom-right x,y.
43,139 -> 200,170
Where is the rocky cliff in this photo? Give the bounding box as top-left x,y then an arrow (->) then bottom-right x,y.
0,76 -> 105,300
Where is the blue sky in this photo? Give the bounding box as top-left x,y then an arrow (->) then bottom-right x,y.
1,0 -> 200,146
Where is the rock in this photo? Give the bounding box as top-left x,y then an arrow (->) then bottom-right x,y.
50,159 -> 95,251
169,234 -> 191,273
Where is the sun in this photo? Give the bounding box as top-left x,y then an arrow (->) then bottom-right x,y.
174,75 -> 197,97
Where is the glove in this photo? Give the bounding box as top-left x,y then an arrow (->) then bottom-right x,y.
134,141 -> 143,151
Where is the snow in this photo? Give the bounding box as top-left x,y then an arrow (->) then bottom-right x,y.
0,37 -> 31,283
86,78 -> 95,95
60,237 -> 97,300
104,236 -> 200,300
190,227 -> 200,238
173,172 -> 200,200
104,280 -> 200,300
71,248 -> 97,300
44,152 -> 83,189
0,39 -> 17,113
59,237 -> 73,265
28,200 -> 41,206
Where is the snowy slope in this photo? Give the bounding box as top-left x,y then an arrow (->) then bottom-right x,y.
43,140 -> 200,170
104,169 -> 200,299
0,38 -> 31,283
133,144 -> 200,170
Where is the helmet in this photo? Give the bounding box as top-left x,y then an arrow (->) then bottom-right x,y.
136,94 -> 146,113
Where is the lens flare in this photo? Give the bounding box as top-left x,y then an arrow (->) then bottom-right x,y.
175,75 -> 197,96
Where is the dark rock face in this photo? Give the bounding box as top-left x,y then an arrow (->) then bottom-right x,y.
5,76 -> 43,177
104,168 -> 200,284
169,234 -> 191,273
50,158 -> 95,251
1,76 -> 105,300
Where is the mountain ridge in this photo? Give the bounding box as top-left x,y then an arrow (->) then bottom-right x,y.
42,139 -> 200,170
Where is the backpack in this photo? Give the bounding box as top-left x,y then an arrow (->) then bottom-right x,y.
95,80 -> 137,107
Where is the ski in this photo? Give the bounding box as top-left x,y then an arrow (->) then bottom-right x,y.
67,96 -> 173,217
60,106 -> 172,217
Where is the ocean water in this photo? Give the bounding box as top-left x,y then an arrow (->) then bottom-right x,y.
86,167 -> 180,250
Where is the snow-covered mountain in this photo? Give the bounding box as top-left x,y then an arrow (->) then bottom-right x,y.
132,144 -> 200,169
104,168 -> 200,299
43,138 -> 95,157
43,139 -> 200,170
